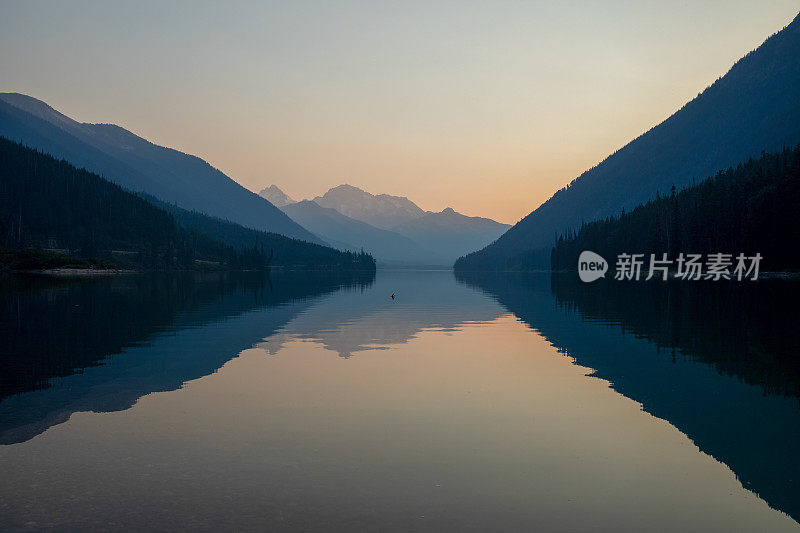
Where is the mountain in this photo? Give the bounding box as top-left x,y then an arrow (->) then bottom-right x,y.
550,145 -> 800,272
281,200 -> 447,267
258,184 -> 296,207
392,208 -> 510,265
0,137 -> 375,270
303,183 -> 510,266
0,93 -> 321,244
456,11 -> 800,271
313,184 -> 425,230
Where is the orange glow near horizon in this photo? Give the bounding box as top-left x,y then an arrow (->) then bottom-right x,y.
1,2 -> 798,223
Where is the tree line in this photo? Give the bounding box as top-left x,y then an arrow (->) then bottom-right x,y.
551,144 -> 800,272
0,137 -> 375,271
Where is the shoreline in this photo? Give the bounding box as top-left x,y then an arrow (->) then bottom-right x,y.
24,268 -> 139,277
4,267 -> 376,276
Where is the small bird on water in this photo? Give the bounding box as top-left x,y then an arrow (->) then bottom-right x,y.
391,293 -> 395,300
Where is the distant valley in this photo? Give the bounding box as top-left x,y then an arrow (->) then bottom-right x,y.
0,91 -> 509,270
261,184 -> 510,267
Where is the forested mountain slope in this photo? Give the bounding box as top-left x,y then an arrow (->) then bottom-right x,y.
0,94 -> 321,243
0,138 -> 375,270
457,12 -> 800,271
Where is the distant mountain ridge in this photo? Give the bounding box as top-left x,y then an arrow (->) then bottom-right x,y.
0,93 -> 321,243
267,184 -> 509,267
281,200 -> 448,267
456,11 -> 800,270
393,208 -> 509,264
313,184 -> 426,230
0,137 -> 375,270
258,184 -> 296,207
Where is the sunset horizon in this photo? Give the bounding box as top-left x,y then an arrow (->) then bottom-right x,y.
3,2 -> 797,223
2,2 -> 800,531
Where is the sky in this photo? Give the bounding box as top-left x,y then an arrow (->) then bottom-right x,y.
1,1 -> 798,224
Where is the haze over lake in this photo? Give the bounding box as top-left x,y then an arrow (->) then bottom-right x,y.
1,271 -> 798,531
2,3 -> 800,531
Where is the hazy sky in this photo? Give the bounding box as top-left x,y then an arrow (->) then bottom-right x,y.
1,1 -> 798,223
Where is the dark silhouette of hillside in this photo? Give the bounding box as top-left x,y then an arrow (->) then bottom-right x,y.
0,138 -> 375,270
457,12 -> 800,271
0,94 -> 321,243
551,145 -> 800,272
153,199 -> 376,270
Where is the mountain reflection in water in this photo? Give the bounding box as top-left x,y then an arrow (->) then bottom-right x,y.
0,271 -> 375,444
0,270 -> 798,530
458,272 -> 800,524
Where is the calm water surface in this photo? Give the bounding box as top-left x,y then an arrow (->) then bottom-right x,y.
0,270 -> 798,532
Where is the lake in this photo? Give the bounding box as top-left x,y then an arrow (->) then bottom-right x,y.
0,270 -> 798,532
